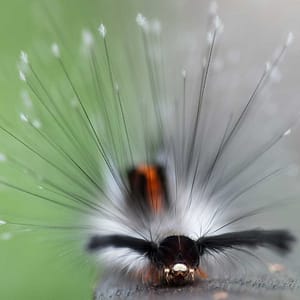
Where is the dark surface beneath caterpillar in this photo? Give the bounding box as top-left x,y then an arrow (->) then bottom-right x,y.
94,273 -> 299,300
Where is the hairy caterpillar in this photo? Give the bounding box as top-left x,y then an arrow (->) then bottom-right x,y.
0,1 -> 299,298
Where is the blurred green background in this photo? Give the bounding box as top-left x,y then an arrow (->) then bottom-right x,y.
0,1 -> 108,299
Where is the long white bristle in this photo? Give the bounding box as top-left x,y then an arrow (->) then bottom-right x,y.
286,32 -> 294,46
20,51 -> 28,64
136,13 -> 147,28
207,31 -> 214,45
213,15 -> 224,33
214,15 -> 222,29
265,61 -> 271,72
98,24 -> 106,38
284,128 -> 292,136
20,113 -> 28,122
19,70 -> 26,82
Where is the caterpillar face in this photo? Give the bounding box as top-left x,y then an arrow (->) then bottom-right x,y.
151,235 -> 201,285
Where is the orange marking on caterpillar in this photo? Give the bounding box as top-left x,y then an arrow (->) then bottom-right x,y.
136,164 -> 164,213
196,267 -> 208,279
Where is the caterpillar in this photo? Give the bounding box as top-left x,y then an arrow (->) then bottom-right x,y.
85,15 -> 297,286
0,0 -> 298,297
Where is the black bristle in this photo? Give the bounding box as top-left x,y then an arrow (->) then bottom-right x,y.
197,229 -> 296,256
